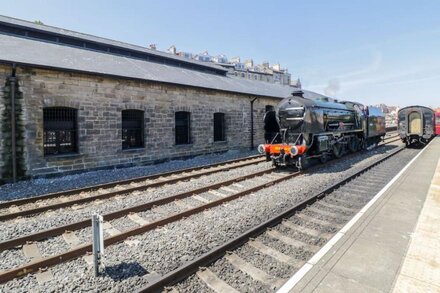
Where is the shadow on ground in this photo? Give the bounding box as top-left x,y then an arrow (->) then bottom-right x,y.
103,262 -> 148,281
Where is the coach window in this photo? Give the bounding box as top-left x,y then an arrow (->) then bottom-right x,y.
122,110 -> 144,149
214,112 -> 226,142
43,107 -> 78,156
175,111 -> 191,145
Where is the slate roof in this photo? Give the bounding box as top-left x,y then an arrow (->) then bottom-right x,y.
0,15 -> 226,73
0,33 -> 295,99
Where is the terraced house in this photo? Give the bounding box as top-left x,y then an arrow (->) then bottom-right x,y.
0,15 -> 294,182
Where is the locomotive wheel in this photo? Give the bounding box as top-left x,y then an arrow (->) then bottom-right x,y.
360,140 -> 366,150
265,153 -> 271,161
319,154 -> 328,164
348,137 -> 358,153
332,143 -> 343,158
298,156 -> 310,170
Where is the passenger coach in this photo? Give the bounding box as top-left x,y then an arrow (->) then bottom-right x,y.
436,110 -> 440,135
398,106 -> 435,146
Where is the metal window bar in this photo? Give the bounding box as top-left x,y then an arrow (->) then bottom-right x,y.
43,107 -> 78,155
214,112 -> 225,141
122,110 -> 144,149
175,111 -> 190,145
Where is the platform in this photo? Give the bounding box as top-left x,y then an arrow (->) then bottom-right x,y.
278,137 -> 440,293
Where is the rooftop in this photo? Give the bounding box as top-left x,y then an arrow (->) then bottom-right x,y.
0,32 -> 294,99
0,15 -> 227,75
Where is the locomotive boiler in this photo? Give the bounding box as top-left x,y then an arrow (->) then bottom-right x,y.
258,90 -> 386,169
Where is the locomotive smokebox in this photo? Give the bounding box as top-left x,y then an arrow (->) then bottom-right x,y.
278,91 -> 306,130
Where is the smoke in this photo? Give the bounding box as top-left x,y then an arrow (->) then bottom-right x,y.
324,79 -> 340,96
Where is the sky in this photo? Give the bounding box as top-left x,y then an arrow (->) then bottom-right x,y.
1,0 -> 439,108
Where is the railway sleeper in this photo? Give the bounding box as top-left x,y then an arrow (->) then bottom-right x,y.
321,197 -> 362,210
306,206 -> 350,219
281,220 -> 332,239
314,201 -> 356,214
294,213 -> 336,230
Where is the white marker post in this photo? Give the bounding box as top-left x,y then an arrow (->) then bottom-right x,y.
92,214 -> 104,277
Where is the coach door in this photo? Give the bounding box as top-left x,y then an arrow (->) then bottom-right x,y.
408,111 -> 422,134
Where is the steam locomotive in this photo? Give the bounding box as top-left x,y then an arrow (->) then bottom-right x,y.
398,106 -> 436,146
258,90 -> 386,169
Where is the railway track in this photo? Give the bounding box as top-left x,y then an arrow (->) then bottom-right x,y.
0,134 -> 401,284
138,143 -> 414,292
0,133 -> 400,222
0,155 -> 266,220
0,169 -> 295,283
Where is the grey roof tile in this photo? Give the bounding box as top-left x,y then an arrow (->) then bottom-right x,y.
0,34 -> 295,99
0,15 -> 226,72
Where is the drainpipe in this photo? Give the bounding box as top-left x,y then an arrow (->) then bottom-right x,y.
250,97 -> 258,150
9,63 -> 17,183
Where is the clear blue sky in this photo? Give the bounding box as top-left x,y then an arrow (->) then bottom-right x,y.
1,0 -> 439,107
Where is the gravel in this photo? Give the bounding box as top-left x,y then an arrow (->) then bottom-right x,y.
235,244 -> 295,279
288,215 -> 338,234
0,150 -> 258,202
0,161 -> 272,242
259,232 -> 315,261
208,258 -> 268,292
275,224 -> 327,247
0,145 -> 420,292
172,274 -> 212,293
0,248 -> 27,271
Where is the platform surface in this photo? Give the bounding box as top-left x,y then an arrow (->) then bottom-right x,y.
284,137 -> 440,293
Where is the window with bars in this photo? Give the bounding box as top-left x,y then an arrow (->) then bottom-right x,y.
43,107 -> 78,156
122,110 -> 144,149
175,111 -> 191,145
214,112 -> 226,142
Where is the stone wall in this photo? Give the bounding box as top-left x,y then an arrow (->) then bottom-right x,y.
14,66 -> 281,177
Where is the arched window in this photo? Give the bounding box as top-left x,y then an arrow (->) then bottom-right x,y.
175,111 -> 191,145
43,107 -> 78,155
214,112 -> 226,142
122,110 -> 144,149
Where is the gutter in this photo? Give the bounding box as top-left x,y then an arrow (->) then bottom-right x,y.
250,97 -> 258,150
8,63 -> 17,182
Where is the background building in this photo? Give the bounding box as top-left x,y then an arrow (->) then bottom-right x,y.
168,47 -> 298,87
0,16 -> 294,182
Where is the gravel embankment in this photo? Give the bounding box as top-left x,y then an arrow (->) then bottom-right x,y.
0,150 -> 258,202
0,144 -> 417,292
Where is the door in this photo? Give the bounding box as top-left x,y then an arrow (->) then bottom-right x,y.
408,111 -> 422,134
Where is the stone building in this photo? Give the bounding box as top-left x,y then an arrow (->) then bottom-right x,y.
0,16 -> 293,182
